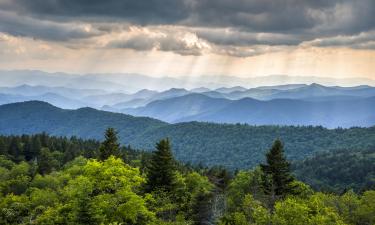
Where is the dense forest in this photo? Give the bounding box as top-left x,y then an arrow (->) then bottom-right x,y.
293,148 -> 375,193
0,130 -> 374,224
2,101 -> 375,169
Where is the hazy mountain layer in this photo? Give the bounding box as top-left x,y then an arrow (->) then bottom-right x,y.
1,101 -> 375,169
124,93 -> 375,128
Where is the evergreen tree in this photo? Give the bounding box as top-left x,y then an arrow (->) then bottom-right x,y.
23,138 -> 33,161
99,128 -> 120,161
260,139 -> 294,199
192,190 -> 213,225
31,136 -> 42,157
146,138 -> 176,192
0,139 -> 6,155
37,148 -> 57,175
8,137 -> 22,161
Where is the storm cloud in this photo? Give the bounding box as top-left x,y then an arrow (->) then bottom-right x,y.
0,0 -> 374,56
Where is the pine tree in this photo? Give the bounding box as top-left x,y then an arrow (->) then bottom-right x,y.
37,147 -> 55,174
8,137 -> 22,161
99,128 -> 120,161
0,139 -> 6,155
23,138 -> 34,161
192,190 -> 213,225
146,138 -> 176,192
260,139 -> 294,199
31,136 -> 42,157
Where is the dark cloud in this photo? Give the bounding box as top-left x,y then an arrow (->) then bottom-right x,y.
309,31 -> 375,49
2,0 -> 374,34
0,0 -> 374,56
0,10 -> 102,41
0,0 -> 190,24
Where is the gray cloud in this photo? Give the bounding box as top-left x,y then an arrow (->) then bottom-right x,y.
0,10 -> 102,41
193,28 -> 302,46
0,0 -> 374,56
2,0 -> 374,34
107,30 -> 210,56
308,31 -> 375,49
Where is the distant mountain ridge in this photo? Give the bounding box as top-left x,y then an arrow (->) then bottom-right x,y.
2,82 -> 375,127
1,101 -> 375,169
1,70 -> 375,91
123,93 -> 375,128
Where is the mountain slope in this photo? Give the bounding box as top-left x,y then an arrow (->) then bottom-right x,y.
191,97 -> 375,128
0,92 -> 88,109
123,94 -> 231,122
0,84 -> 107,99
0,101 -> 167,141
1,101 -> 375,169
293,148 -> 375,193
124,94 -> 375,128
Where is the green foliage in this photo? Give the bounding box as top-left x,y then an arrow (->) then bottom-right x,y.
0,131 -> 375,225
293,148 -> 375,193
221,167 -> 375,225
131,123 -> 375,169
2,101 -> 375,169
0,156 -> 157,225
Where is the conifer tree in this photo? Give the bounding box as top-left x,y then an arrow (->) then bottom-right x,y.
23,138 -> 33,161
146,138 -> 176,192
0,139 -> 6,155
99,128 -> 120,161
31,136 -> 42,157
260,139 -> 294,199
8,138 -> 22,161
37,147 -> 55,174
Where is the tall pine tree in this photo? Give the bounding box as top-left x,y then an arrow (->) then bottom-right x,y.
146,138 -> 176,192
0,139 -> 6,156
260,139 -> 294,200
99,128 -> 120,161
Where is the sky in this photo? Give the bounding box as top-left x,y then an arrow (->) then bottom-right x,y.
0,0 -> 374,79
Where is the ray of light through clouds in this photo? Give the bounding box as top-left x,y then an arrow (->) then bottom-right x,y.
0,0 -> 374,80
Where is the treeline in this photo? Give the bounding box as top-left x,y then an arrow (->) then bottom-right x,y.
0,129 -> 229,224
293,148 -> 375,193
0,130 -> 375,224
2,101 -> 375,169
0,133 -> 153,174
132,123 -> 375,169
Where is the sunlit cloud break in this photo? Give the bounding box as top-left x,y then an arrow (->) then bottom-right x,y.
0,0 -> 374,78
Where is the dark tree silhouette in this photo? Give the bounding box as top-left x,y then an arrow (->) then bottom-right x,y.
261,139 -> 295,200
146,138 -> 176,192
99,128 -> 120,161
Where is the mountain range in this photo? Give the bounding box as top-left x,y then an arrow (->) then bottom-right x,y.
124,93 -> 375,128
1,101 -> 375,169
1,81 -> 375,127
1,70 -> 375,91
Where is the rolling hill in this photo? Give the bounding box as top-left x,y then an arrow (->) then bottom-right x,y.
123,93 -> 375,127
1,101 -> 375,169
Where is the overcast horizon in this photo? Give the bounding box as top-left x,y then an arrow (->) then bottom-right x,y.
0,0 -> 374,80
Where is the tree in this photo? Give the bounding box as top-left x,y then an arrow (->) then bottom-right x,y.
8,138 -> 22,161
0,139 -> 6,156
31,136 -> 42,157
23,138 -> 33,161
260,139 -> 294,200
99,128 -> 120,161
146,138 -> 176,192
192,190 -> 213,225
37,148 -> 59,175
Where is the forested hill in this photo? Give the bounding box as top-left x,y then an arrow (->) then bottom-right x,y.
293,147 -> 375,193
1,101 -> 375,169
